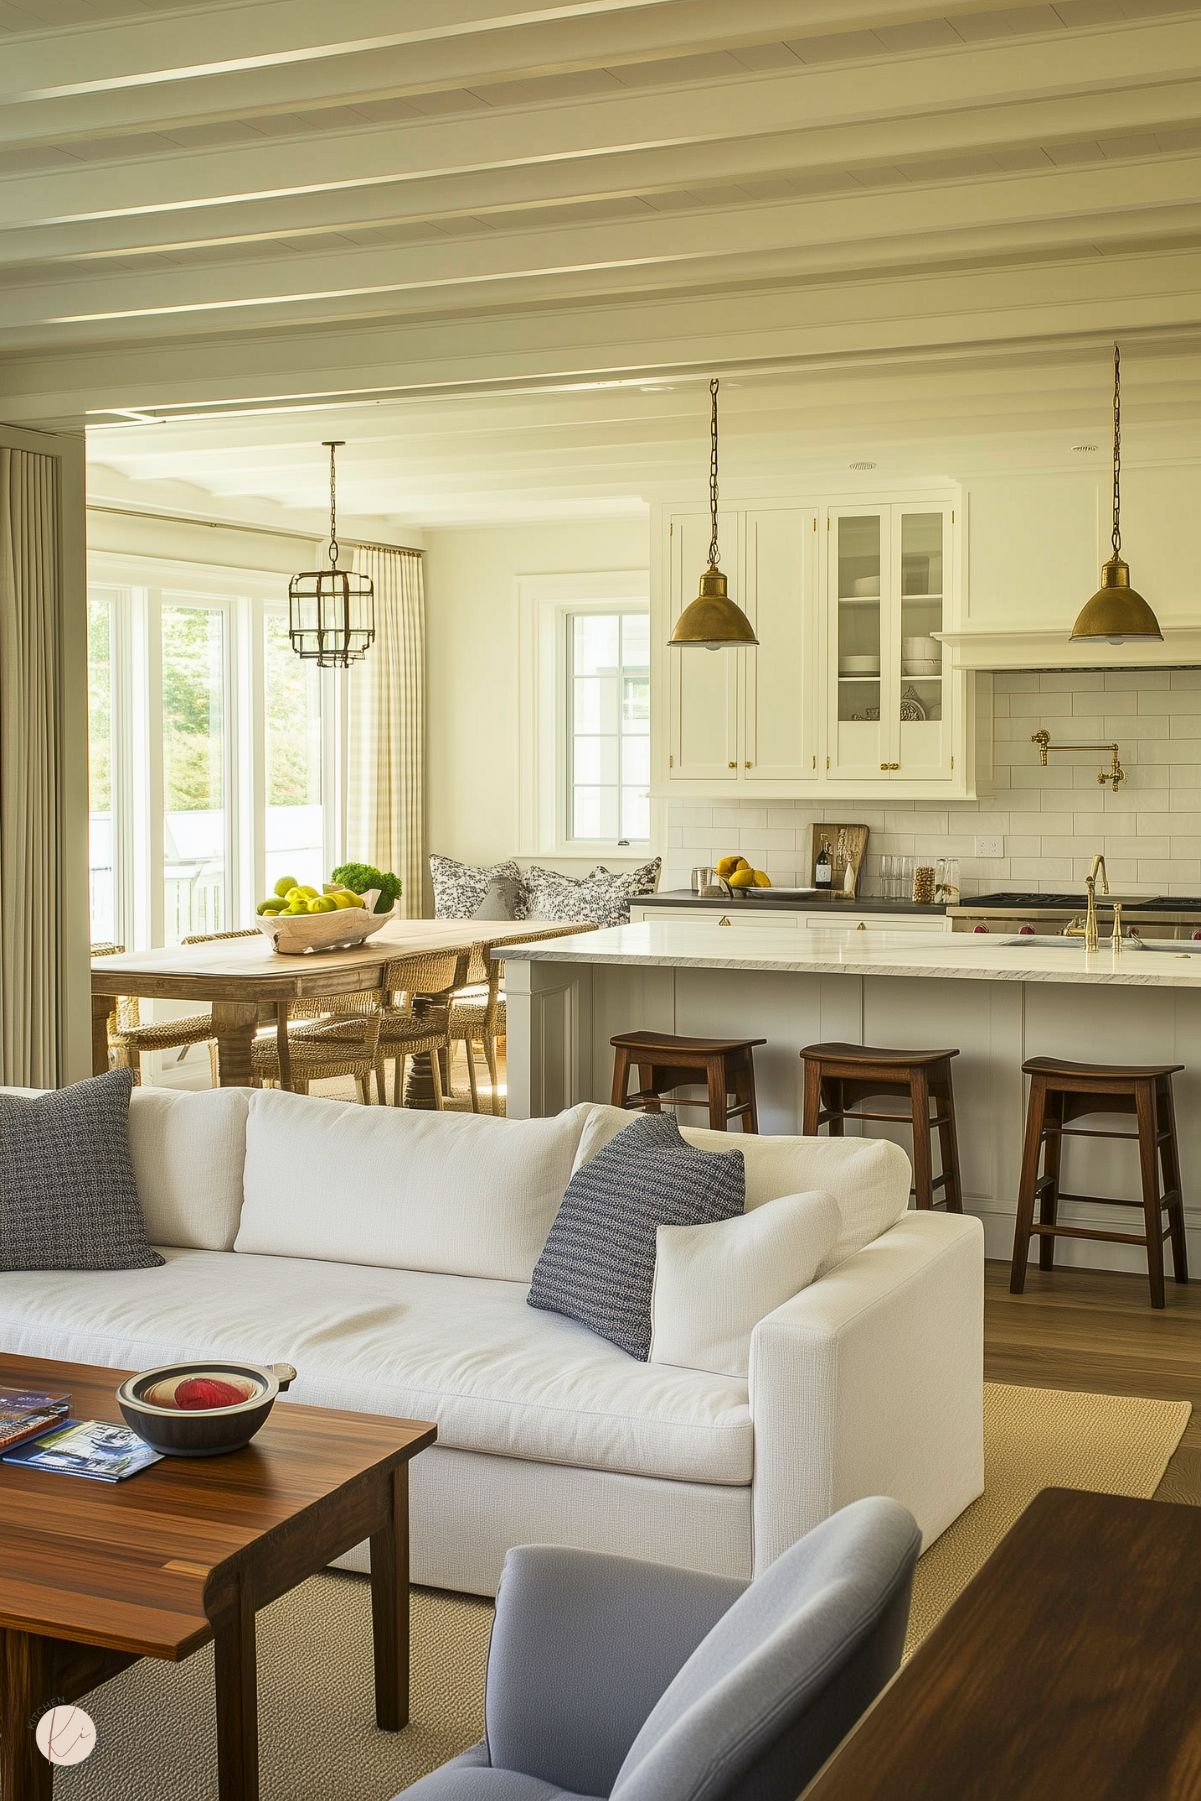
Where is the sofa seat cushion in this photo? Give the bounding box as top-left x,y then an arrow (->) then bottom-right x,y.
0,1251 -> 752,1486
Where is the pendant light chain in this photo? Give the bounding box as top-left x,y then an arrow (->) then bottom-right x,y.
708,377 -> 721,567
1110,343 -> 1122,560
326,439 -> 342,568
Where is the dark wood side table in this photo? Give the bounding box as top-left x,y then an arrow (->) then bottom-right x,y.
802,1488 -> 1201,1800
0,1353 -> 435,1801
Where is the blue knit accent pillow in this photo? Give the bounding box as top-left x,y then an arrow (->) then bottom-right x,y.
0,1070 -> 163,1272
528,1113 -> 745,1359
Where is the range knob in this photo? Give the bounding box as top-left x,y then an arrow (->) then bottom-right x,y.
1018,925 -> 1035,936
1193,931 -> 1201,942
973,924 -> 990,934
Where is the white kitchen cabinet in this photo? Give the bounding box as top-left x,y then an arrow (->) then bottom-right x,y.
665,507 -> 741,783
652,487 -> 981,800
664,504 -> 816,785
826,503 -> 954,784
741,506 -> 818,782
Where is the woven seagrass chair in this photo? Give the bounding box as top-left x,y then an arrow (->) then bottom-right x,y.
449,926 -> 599,1114
97,929 -> 257,1085
376,948 -> 467,1109
251,988 -> 384,1103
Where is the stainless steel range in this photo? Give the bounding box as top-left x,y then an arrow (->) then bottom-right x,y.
949,892 -> 1201,940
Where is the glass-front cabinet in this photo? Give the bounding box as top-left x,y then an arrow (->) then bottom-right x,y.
826,503 -> 951,783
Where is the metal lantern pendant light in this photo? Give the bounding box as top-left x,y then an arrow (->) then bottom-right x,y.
1070,344 -> 1162,645
289,440 -> 375,667
668,378 -> 758,649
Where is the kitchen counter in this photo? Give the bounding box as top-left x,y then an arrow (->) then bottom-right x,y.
502,920 -> 1201,987
638,889 -> 947,918
502,923 -> 1201,1278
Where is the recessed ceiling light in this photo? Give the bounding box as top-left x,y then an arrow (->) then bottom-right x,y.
849,460 -> 876,470
1072,443 -> 1098,453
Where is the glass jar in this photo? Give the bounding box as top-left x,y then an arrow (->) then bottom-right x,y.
912,862 -> 936,905
935,858 -> 960,904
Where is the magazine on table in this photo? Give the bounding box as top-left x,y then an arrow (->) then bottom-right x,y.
2,1418 -> 162,1482
0,1388 -> 71,1453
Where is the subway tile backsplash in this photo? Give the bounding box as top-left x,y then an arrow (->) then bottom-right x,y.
663,670 -> 1201,898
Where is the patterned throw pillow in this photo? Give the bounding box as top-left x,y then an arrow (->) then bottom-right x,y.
0,1070 -> 164,1271
524,857 -> 662,929
429,854 -> 527,919
528,1112 -> 745,1359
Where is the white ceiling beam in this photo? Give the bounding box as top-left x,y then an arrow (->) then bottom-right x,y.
6,69 -> 1201,269
6,156 -> 1200,343
2,17 -> 1198,231
0,0 -> 1040,144
0,1 -> 685,95
6,243 -> 1201,427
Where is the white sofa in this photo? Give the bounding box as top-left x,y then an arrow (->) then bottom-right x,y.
0,1085 -> 983,1594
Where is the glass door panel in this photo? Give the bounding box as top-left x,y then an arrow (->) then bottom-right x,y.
264,612 -> 325,893
896,510 -> 946,774
161,603 -> 228,941
830,512 -> 886,778
87,593 -> 118,945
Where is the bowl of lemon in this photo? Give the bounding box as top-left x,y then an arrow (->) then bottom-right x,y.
254,877 -> 392,955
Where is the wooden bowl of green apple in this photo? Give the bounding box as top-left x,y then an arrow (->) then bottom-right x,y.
255,877 -> 391,955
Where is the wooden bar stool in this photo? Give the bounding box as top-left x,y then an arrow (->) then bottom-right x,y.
610,1030 -> 765,1132
1010,1056 -> 1188,1310
800,1042 -> 964,1212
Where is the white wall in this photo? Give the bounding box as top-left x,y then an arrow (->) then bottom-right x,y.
424,516 -> 649,879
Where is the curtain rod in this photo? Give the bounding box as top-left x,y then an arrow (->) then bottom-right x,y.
86,501 -> 422,557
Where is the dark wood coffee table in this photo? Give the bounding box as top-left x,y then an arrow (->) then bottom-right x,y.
801,1487 -> 1201,1799
0,1353 -> 435,1801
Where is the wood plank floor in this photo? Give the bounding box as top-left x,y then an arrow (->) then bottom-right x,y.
984,1260 -> 1200,1503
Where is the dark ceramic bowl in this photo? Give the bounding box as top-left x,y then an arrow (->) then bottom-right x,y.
116,1360 -> 296,1456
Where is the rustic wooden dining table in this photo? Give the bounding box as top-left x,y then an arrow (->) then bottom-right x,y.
90,917 -> 589,1097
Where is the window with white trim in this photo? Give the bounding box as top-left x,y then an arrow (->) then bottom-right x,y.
567,609 -> 650,843
87,558 -> 344,949
517,573 -> 652,859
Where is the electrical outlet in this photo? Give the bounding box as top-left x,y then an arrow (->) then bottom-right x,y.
974,835 -> 1004,859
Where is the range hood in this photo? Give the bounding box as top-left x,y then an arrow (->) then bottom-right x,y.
934,628 -> 1201,672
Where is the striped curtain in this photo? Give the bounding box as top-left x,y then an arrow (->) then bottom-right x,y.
0,447 -> 64,1085
347,546 -> 426,918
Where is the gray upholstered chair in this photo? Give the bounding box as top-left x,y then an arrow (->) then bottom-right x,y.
397,1496 -> 920,1801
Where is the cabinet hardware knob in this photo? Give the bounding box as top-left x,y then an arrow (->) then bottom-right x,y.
744,759 -> 752,768
728,760 -> 737,769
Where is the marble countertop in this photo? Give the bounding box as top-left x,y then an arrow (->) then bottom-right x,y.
500,921 -> 1201,987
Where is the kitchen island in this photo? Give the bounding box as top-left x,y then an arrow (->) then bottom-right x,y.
501,921 -> 1201,1275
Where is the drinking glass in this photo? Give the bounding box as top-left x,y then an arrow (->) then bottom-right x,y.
898,856 -> 913,902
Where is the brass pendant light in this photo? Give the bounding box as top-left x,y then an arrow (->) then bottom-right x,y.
668,378 -> 758,650
288,440 -> 376,667
1070,344 -> 1162,645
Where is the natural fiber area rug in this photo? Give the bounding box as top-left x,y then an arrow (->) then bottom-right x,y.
59,1382 -> 1189,1800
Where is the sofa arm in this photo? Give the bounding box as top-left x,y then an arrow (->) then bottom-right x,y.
483,1545 -> 744,1796
748,1212 -> 983,1573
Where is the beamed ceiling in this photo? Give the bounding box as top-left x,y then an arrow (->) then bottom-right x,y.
3,0 -> 1201,527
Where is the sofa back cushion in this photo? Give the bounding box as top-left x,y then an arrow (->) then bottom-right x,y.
127,1086 -> 251,1250
573,1105 -> 910,1276
0,1082 -> 249,1253
235,1089 -> 592,1281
